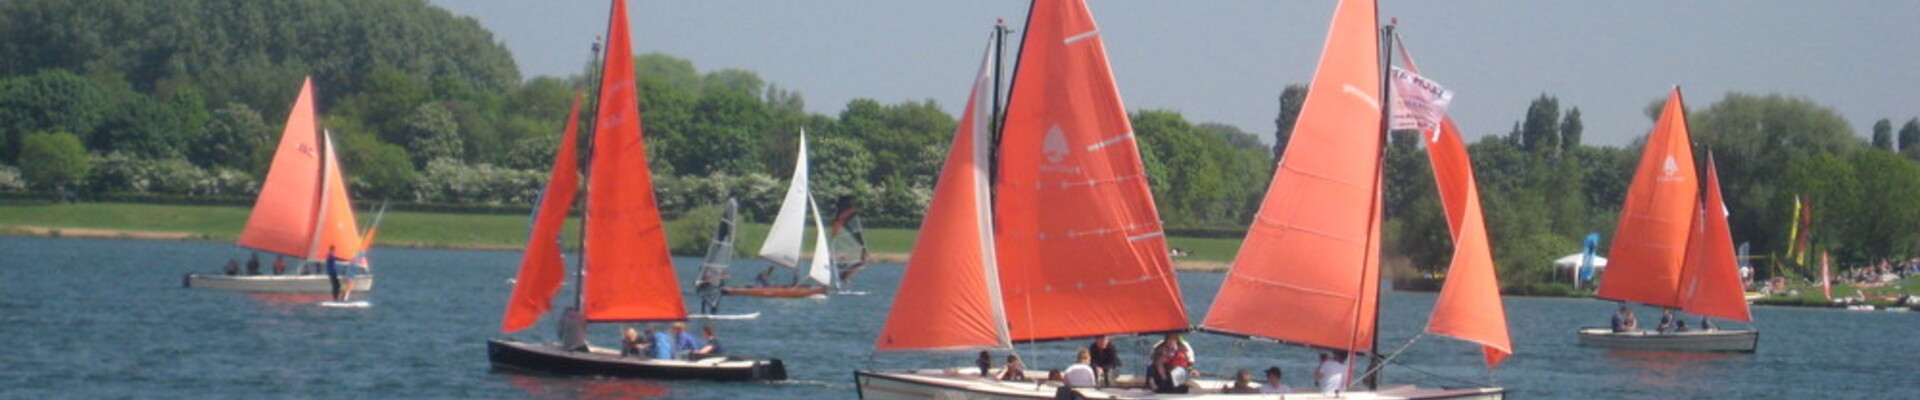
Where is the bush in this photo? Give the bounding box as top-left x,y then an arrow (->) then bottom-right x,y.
411,158 -> 544,204
1500,281 -> 1588,297
664,203 -> 725,257
19,132 -> 90,191
0,165 -> 25,191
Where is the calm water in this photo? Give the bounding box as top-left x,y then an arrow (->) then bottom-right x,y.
1,236 -> 1915,399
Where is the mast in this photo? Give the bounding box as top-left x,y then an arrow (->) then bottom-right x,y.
1362,17 -> 1394,391
571,12 -> 612,313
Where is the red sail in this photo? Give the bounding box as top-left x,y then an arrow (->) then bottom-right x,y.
238,78 -> 326,259
1599,88 -> 1698,308
1402,48 -> 1511,368
992,0 -> 1188,342
502,94 -> 583,333
313,131 -> 364,262
582,0 -> 685,322
1678,155 -> 1753,322
874,35 -> 1008,352
1202,0 -> 1382,352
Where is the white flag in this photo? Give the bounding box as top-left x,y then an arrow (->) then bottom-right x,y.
1389,66 -> 1453,131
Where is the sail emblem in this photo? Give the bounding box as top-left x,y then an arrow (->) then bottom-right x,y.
1043,126 -> 1069,164
1659,155 -> 1683,182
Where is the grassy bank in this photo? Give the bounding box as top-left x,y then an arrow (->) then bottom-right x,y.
0,201 -> 1244,264
1750,277 -> 1918,308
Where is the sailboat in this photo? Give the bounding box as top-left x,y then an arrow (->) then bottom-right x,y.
1578,88 -> 1757,353
827,199 -> 873,294
486,0 -> 785,381
723,131 -> 836,298
690,198 -> 758,320
856,0 -> 1192,397
186,78 -> 374,294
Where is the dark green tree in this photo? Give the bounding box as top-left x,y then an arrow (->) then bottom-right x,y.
1520,94 -> 1560,155
196,102 -> 271,172
400,103 -> 463,167
1871,118 -> 1894,150
1560,107 -> 1583,150
1900,118 -> 1920,157
0,70 -> 111,163
1272,84 -> 1307,161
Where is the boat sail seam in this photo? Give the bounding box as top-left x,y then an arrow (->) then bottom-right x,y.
1227,275 -> 1362,301
1063,29 -> 1099,44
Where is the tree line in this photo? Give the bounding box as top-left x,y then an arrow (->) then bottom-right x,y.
4,0 -> 1917,288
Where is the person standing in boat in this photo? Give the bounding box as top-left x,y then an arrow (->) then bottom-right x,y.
1611,305 -> 1639,332
975,351 -> 993,377
1087,336 -> 1121,386
324,246 -> 344,301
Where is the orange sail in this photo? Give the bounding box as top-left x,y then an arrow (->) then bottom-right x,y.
1678,154 -> 1753,322
312,130 -> 364,261
1599,88 -> 1698,308
875,35 -> 1008,352
581,0 -> 685,322
1202,0 -> 1382,352
503,94 -> 583,333
992,0 -> 1188,342
1402,46 -> 1511,368
237,78 -> 325,259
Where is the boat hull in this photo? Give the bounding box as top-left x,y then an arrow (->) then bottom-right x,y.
183,273 -> 373,293
487,339 -> 785,381
1576,327 -> 1758,353
854,370 -> 1503,400
721,285 -> 828,298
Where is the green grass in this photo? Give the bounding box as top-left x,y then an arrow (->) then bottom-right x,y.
0,201 -> 1244,262
1752,276 -> 1918,308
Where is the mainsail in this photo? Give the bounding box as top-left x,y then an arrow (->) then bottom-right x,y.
875,30 -> 1008,352
1202,0 -> 1383,352
760,131 -> 817,270
502,93 -> 583,333
993,0 -> 1188,343
1599,88 -> 1699,309
580,0 -> 685,322
237,78 -> 365,262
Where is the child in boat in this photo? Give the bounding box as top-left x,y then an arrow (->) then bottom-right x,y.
997,354 -> 1027,381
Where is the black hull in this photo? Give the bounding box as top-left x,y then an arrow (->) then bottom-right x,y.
487,339 -> 786,381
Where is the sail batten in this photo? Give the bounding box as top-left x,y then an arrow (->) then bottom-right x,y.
580,0 -> 685,322
1202,0 -> 1382,352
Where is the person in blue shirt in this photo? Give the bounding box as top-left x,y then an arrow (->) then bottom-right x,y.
671,323 -> 700,359
648,325 -> 674,359
324,246 -> 344,301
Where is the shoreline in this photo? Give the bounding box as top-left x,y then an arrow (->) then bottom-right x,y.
0,224 -> 1235,272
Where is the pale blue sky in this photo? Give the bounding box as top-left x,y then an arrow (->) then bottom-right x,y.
429,0 -> 1920,147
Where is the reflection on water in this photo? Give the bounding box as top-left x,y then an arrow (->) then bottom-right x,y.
502,373 -> 670,400
1600,350 -> 1743,391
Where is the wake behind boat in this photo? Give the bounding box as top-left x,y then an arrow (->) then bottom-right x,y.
487,0 -> 783,382
184,78 -> 378,295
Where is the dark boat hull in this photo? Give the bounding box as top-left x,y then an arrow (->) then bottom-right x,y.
487,339 -> 786,381
721,285 -> 829,298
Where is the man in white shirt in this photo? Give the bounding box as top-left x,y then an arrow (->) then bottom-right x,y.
1318,352 -> 1349,395
1062,349 -> 1097,387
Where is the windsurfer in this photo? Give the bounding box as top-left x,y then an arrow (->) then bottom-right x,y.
325,246 -> 343,301
755,266 -> 775,287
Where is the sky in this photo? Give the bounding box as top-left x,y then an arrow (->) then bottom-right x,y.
428,0 -> 1920,147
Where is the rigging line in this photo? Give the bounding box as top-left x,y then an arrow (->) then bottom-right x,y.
1352,332 -> 1425,387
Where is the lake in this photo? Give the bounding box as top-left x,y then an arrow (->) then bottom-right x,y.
0,236 -> 1913,398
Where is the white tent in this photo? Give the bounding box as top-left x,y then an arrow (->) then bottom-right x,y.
1554,253 -> 1607,271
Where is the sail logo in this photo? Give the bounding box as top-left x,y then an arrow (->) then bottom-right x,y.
297,143 -> 316,157
1040,125 -> 1081,174
1658,155 -> 1685,182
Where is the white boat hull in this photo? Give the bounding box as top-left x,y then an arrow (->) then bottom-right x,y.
183,273 -> 373,293
1576,327 -> 1757,353
854,370 -> 1503,400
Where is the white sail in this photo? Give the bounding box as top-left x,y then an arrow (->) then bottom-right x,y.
758,129 -> 812,268
807,193 -> 834,287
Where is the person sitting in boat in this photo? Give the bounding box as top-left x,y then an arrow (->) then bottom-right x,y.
246,253 -> 262,275
272,255 -> 286,275
620,327 -> 646,357
1143,351 -> 1187,394
755,266 -> 775,287
1700,316 -> 1717,331
670,323 -> 700,359
1260,366 -> 1292,394
1656,309 -> 1676,333
691,325 -> 724,357
1087,336 -> 1121,386
1221,370 -> 1259,394
225,258 -> 240,275
1151,333 -> 1197,381
1061,349 -> 1096,387
1674,318 -> 1689,332
1611,305 -> 1638,332
648,324 -> 673,359
976,351 -> 993,377
997,354 -> 1028,381
1318,352 -> 1349,396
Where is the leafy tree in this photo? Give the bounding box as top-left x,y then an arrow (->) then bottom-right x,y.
1692,92 -> 1858,255
197,102 -> 271,172
1871,118 -> 1894,150
1843,150 -> 1920,261
1778,153 -> 1856,273
0,70 -> 111,163
1560,107 -> 1583,150
1900,118 -> 1920,157
1520,94 -> 1560,155
1272,84 -> 1307,161
400,103 -> 463,167
18,132 -> 89,192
